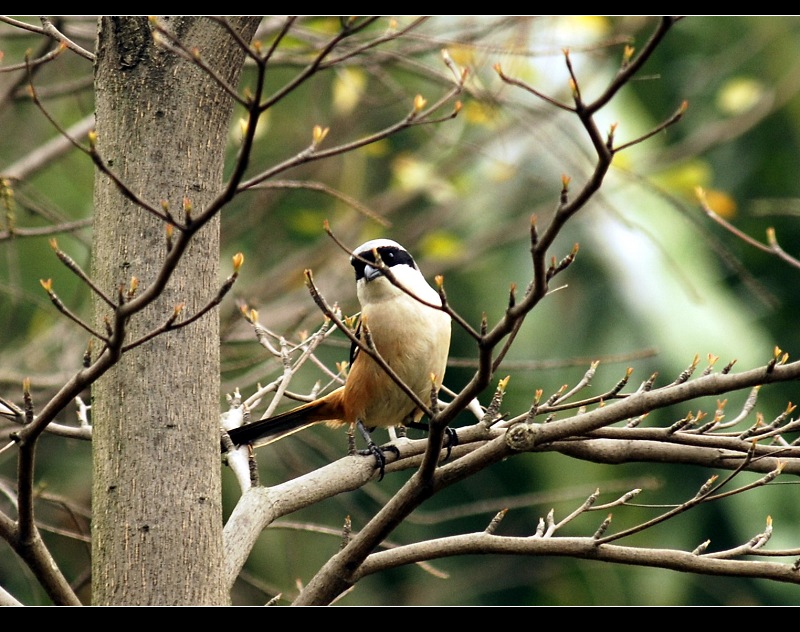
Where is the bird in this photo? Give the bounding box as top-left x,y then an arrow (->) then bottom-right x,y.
225,238 -> 452,478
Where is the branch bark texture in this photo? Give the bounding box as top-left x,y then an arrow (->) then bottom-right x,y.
90,16 -> 260,606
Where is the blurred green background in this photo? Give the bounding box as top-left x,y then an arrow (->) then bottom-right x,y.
2,16 -> 800,605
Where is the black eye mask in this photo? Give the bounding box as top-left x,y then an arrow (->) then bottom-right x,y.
351,245 -> 416,282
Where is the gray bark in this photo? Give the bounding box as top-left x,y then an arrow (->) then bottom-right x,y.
90,16 -> 260,605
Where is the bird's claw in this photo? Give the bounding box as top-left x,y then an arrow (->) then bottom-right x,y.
442,427 -> 459,462
403,421 -> 459,461
358,443 -> 400,481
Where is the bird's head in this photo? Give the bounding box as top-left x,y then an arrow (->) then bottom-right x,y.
350,239 -> 437,305
351,239 -> 417,281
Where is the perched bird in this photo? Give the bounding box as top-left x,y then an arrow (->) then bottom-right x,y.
226,238 -> 452,477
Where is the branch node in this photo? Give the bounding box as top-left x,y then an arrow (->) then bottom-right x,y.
505,422 -> 538,451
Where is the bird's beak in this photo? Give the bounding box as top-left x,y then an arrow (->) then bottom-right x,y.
364,263 -> 383,282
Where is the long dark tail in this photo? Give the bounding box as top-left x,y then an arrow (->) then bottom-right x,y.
225,399 -> 334,449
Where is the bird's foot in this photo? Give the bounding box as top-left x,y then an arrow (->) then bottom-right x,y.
404,421 -> 459,461
354,419 -> 399,481
358,442 -> 400,481
442,426 -> 459,462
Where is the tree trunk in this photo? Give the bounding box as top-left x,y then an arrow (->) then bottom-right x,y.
90,16 -> 260,605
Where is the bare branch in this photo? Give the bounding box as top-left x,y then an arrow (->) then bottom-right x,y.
252,179 -> 391,227
39,17 -> 94,61
698,187 -> 800,270
353,531 -> 800,586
